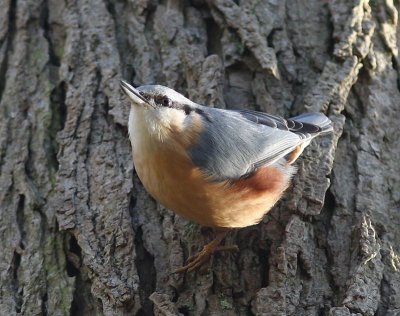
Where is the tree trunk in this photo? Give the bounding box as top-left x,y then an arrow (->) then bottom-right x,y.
1,0 -> 399,315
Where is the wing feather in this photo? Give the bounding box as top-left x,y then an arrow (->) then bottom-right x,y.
189,107 -> 302,181
189,106 -> 331,182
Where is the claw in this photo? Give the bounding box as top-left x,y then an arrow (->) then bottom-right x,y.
172,230 -> 238,273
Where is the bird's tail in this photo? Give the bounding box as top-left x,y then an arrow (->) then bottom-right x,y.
287,112 -> 333,136
284,112 -> 333,164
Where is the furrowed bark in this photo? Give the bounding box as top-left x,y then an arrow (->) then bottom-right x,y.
0,0 -> 399,315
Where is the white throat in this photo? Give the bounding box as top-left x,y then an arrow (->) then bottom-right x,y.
128,105 -> 186,153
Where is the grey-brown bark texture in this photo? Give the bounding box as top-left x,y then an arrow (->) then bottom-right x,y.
0,0 -> 399,315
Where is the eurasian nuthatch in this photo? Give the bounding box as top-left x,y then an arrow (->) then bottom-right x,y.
120,80 -> 333,272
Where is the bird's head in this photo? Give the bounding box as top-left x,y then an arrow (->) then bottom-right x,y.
120,80 -> 204,145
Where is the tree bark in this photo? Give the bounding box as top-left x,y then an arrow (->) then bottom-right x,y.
0,0 -> 399,315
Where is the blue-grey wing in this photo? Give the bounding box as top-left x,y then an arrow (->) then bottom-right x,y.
231,109 -> 288,129
189,107 -> 332,181
189,108 -> 298,181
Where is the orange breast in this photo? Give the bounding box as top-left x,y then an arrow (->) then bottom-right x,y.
133,146 -> 291,228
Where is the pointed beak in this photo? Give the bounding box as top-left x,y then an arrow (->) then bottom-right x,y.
120,80 -> 153,108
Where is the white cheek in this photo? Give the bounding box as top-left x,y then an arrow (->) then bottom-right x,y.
128,106 -> 155,153
144,108 -> 185,141
128,106 -> 144,148
128,105 -> 187,150
143,109 -> 164,141
158,108 -> 186,127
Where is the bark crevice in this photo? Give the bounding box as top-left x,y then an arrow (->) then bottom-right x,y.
0,0 -> 17,102
134,226 -> 157,316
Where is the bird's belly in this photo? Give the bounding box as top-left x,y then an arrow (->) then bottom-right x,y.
133,148 -> 290,228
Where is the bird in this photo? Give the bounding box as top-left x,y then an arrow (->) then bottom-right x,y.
120,80 -> 333,273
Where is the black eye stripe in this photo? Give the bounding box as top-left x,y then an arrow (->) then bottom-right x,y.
183,104 -> 192,115
150,96 -> 195,115
139,91 -> 150,100
154,95 -> 172,107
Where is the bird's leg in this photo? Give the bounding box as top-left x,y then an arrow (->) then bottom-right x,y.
214,245 -> 239,252
173,230 -> 237,273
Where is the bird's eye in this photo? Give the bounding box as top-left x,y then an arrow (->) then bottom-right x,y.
162,96 -> 172,107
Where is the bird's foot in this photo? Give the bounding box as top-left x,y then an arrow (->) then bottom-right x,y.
173,231 -> 238,273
